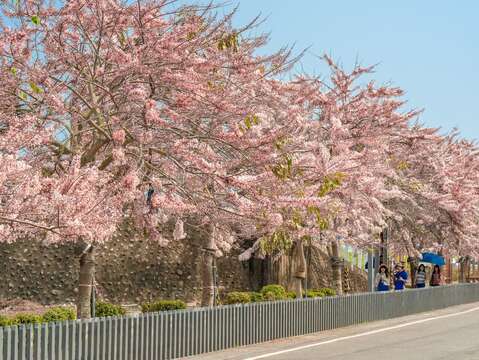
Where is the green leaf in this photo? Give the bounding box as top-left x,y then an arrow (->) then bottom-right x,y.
10,67 -> 17,76
274,138 -> 286,150
318,172 -> 345,197
217,39 -> 226,51
292,210 -> 303,229
118,32 -> 126,46
260,230 -> 293,255
31,15 -> 40,26
217,33 -> 239,52
244,116 -> 252,129
18,91 -> 27,100
29,82 -> 43,94
318,218 -> 329,230
286,156 -> 292,169
272,155 -> 294,180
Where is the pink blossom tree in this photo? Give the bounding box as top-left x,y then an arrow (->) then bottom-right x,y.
0,0 -> 300,315
236,56 -> 479,294
238,57 -> 424,295
386,128 -> 479,280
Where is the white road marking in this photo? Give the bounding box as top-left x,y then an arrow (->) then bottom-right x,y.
243,305 -> 479,360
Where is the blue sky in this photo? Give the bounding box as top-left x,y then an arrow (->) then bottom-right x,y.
225,1 -> 478,140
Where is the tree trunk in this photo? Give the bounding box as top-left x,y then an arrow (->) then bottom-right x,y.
201,252 -> 215,306
291,238 -> 307,298
408,257 -> 418,287
304,243 -> 312,293
275,254 -> 289,289
380,229 -> 388,266
247,257 -> 265,291
467,257 -> 472,282
330,240 -> 343,295
446,257 -> 452,284
201,224 -> 217,307
342,265 -> 351,293
77,244 -> 95,319
459,256 -> 470,283
459,259 -> 465,283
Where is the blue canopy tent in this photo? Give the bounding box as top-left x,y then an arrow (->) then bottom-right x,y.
421,252 -> 445,266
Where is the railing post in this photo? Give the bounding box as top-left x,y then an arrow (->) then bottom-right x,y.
3,283 -> 479,359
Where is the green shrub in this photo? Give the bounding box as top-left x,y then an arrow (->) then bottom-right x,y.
286,291 -> 297,299
262,292 -> 276,301
249,292 -> 264,302
141,300 -> 186,313
0,315 -> 9,327
1,306 -> 79,327
42,307 -> 76,323
14,313 -> 42,325
260,284 -> 287,300
304,288 -> 336,298
304,289 -> 324,298
224,292 -> 251,304
0,315 -> 18,327
95,301 -> 126,317
320,288 -> 336,297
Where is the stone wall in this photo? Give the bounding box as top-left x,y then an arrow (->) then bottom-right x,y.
0,224 -> 251,306
0,225 -> 367,306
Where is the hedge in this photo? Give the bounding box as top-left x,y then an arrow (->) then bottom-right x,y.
42,306 -> 76,322
13,313 -> 43,325
286,291 -> 297,299
260,284 -> 287,300
1,306 -> 78,327
141,300 -> 186,313
304,288 -> 337,298
95,301 -> 126,317
249,292 -> 265,302
224,291 -> 251,304
0,315 -> 18,327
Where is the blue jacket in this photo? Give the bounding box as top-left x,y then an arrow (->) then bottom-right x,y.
394,270 -> 408,290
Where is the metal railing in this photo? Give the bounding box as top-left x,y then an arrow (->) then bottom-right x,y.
1,283 -> 479,360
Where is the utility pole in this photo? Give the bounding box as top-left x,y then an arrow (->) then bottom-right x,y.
367,248 -> 375,292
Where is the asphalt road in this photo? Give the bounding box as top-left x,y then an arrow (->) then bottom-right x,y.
190,302 -> 479,360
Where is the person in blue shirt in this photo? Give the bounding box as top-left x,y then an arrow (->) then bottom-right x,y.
375,264 -> 390,291
394,263 -> 408,290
